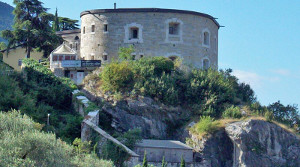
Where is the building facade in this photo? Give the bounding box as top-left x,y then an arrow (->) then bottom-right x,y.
59,8 -> 220,69
1,46 -> 43,71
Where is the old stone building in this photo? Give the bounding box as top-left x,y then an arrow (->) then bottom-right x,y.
58,8 -> 220,69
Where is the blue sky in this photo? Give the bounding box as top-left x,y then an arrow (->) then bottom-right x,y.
2,0 -> 300,106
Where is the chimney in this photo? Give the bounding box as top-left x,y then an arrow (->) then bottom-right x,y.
114,3 -> 116,9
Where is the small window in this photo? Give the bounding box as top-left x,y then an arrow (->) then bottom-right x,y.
103,55 -> 108,61
65,55 -> 70,60
130,27 -> 139,39
140,55 -> 144,58
18,59 -> 22,66
104,24 -> 108,32
91,56 -> 94,60
53,55 -> 58,61
71,56 -> 76,60
203,59 -> 210,70
75,43 -> 78,50
75,36 -> 79,40
203,32 -> 210,46
70,44 -> 73,49
59,55 -> 63,61
83,27 -> 85,34
169,23 -> 179,35
91,25 -> 95,32
132,55 -> 136,60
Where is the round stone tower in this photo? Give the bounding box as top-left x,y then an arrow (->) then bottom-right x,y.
80,8 -> 219,68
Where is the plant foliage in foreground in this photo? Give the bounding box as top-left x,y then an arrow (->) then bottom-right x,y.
0,110 -> 114,167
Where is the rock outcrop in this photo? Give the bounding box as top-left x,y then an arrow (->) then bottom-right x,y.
81,87 -> 189,139
226,119 -> 300,167
189,119 -> 300,167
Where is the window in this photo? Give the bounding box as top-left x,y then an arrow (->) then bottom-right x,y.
59,55 -> 63,61
91,56 -> 94,60
130,27 -> 139,39
65,55 -> 70,60
124,23 -> 143,43
169,23 -> 179,35
132,54 -> 136,60
53,55 -> 58,61
75,43 -> 78,50
165,18 -> 183,43
103,55 -> 107,61
203,58 -> 210,70
18,59 -> 22,66
83,27 -> 85,34
75,36 -> 79,40
104,24 -> 108,32
70,44 -> 73,49
140,55 -> 144,58
91,25 -> 95,33
203,30 -> 210,47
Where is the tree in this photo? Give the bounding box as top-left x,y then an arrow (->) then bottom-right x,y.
180,156 -> 185,167
0,42 -> 6,61
142,151 -> 148,167
58,17 -> 79,30
52,8 -> 59,32
1,0 -> 61,58
161,156 -> 167,167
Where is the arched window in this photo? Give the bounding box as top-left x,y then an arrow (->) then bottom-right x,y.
74,36 -> 79,40
202,29 -> 210,47
202,58 -> 210,70
83,27 -> 85,34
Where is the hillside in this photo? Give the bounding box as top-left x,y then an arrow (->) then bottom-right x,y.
0,1 -> 14,42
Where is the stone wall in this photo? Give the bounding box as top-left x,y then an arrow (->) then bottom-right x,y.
80,9 -> 218,68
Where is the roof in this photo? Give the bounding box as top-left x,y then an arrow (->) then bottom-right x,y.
52,43 -> 77,55
80,8 -> 220,28
136,139 -> 193,150
56,29 -> 81,35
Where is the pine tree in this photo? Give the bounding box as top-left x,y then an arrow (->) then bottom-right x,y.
180,155 -> 185,167
142,151 -> 148,167
161,156 -> 167,167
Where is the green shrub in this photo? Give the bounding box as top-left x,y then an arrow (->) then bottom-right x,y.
222,106 -> 242,119
191,116 -> 219,135
264,111 -> 274,122
101,61 -> 134,92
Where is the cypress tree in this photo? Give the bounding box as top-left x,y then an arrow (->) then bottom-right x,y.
162,156 -> 167,167
142,151 -> 148,167
53,8 -> 60,32
180,155 -> 185,167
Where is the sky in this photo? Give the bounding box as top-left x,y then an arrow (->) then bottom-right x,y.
2,0 -> 300,106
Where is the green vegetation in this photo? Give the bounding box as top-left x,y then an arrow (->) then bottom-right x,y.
0,110 -> 113,167
180,156 -> 186,167
190,116 -> 220,136
0,59 -> 80,143
222,105 -> 242,119
100,129 -> 142,167
142,151 -> 148,167
97,46 -> 255,118
162,156 -> 167,167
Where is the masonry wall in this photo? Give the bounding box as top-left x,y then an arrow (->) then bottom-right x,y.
80,11 -> 218,68
135,147 -> 193,163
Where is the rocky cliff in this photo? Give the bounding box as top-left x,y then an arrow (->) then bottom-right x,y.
189,119 -> 300,167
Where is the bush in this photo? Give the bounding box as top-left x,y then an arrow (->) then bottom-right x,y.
222,106 -> 242,119
191,116 -> 219,135
101,61 -> 134,92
